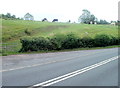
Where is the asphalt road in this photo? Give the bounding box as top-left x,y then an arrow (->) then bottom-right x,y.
2,48 -> 119,87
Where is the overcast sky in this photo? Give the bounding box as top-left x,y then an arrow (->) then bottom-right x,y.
1,0 -> 119,22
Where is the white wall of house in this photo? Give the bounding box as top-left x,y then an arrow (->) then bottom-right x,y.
24,13 -> 34,21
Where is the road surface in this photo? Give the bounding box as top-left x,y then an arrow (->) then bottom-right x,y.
2,48 -> 119,87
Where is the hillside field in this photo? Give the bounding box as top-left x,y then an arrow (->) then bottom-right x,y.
1,19 -> 118,55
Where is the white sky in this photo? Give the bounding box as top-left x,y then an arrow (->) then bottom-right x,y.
0,0 -> 119,22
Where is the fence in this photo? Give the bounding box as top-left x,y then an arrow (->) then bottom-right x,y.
0,43 -> 21,53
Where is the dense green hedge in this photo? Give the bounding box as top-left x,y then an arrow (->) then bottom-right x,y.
20,34 -> 120,52
62,34 -> 80,49
20,37 -> 51,52
94,34 -> 110,47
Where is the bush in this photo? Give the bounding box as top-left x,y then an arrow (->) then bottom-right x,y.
94,34 -> 110,47
80,37 -> 94,48
19,33 -> 119,52
49,34 -> 65,50
62,33 -> 80,49
20,37 -> 51,52
109,36 -> 118,45
118,37 -> 120,45
2,50 -> 8,56
24,29 -> 31,35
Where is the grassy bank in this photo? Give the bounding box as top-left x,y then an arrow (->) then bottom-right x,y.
2,19 -> 119,55
2,19 -> 118,42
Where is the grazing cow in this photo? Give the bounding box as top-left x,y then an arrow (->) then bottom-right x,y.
94,22 -> 97,24
52,19 -> 58,22
111,22 -> 116,26
68,20 -> 71,23
90,21 -> 93,24
42,18 -> 48,22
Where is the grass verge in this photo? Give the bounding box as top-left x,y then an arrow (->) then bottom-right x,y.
2,45 -> 120,56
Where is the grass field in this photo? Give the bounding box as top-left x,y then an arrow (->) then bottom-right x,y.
1,19 -> 119,55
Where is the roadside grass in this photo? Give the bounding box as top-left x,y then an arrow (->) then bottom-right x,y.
2,45 -> 120,56
2,19 -> 119,55
2,19 -> 69,42
3,19 -> 118,42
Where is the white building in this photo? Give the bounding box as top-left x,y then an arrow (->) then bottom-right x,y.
24,13 -> 34,20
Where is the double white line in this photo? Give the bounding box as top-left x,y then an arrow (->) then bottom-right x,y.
30,56 -> 119,88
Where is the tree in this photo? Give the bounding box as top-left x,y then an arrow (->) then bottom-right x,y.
98,19 -> 109,24
6,13 -> 11,18
1,13 -> 22,20
0,14 -> 3,18
78,9 -> 97,24
11,15 -> 16,18
90,14 -> 95,23
20,18 -> 24,20
1,14 -> 7,19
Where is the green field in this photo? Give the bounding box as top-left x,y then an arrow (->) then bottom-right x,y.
1,19 -> 118,55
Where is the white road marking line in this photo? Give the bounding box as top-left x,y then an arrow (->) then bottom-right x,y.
1,52 -> 100,72
31,56 -> 118,87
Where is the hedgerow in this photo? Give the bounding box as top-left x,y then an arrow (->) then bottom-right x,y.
20,34 -> 120,52
61,33 -> 80,49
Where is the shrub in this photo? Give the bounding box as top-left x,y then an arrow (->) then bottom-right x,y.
118,37 -> 120,45
94,34 -> 110,47
2,50 -> 8,56
19,38 -> 32,52
20,37 -> 51,52
80,37 -> 94,48
109,36 -> 118,45
19,33 -> 119,52
31,37 -> 51,51
62,33 -> 80,49
49,34 -> 65,50
24,29 -> 31,35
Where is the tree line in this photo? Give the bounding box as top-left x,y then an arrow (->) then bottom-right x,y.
1,11 -> 118,25
78,9 -> 110,24
0,13 -> 23,20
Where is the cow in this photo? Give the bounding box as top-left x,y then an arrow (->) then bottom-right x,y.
52,19 -> 58,22
111,22 -> 116,26
42,18 -> 48,22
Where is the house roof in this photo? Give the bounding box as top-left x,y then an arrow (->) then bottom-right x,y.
24,13 -> 33,18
